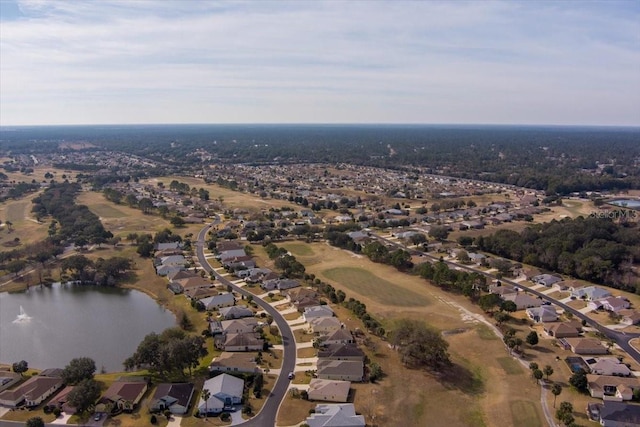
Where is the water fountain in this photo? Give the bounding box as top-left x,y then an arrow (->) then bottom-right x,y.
12,305 -> 32,323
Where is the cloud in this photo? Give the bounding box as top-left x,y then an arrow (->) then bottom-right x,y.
0,0 -> 638,125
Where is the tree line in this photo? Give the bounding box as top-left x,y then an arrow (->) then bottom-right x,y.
476,216 -> 639,290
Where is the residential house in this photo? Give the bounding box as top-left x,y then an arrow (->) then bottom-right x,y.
167,270 -> 199,282
218,249 -> 247,262
459,220 -> 484,230
174,277 -> 214,294
184,287 -> 219,300
585,358 -> 632,377
527,305 -> 559,323
209,320 -> 224,335
309,317 -> 342,335
101,380 -> 148,412
561,338 -> 608,355
209,352 -> 261,374
304,403 -> 365,427
316,360 -> 364,382
620,310 -> 640,326
200,293 -> 235,310
0,372 -> 21,393
318,344 -> 366,361
156,255 -> 186,268
156,265 -> 184,277
219,306 -> 254,320
571,286 -> 612,301
587,375 -> 640,401
303,305 -> 335,322
261,278 -> 300,291
220,333 -> 264,352
150,383 -> 195,415
0,374 -> 64,408
46,385 -> 76,414
221,318 -> 258,334
156,242 -> 182,251
589,401 -> 640,427
488,283 -> 518,297
599,297 -> 631,313
467,253 -> 486,264
532,274 -> 562,287
543,322 -> 581,338
307,379 -> 351,403
198,374 -> 244,415
503,293 -> 542,310
322,329 -> 355,346
285,287 -> 320,312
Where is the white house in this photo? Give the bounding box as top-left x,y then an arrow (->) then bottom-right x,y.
198,374 -> 244,415
305,403 -> 365,427
526,305 -> 559,323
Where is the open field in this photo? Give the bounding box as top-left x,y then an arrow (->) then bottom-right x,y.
270,241 -> 547,427
0,192 -> 49,248
323,266 -> 430,307
144,176 -> 298,214
77,191 -> 174,237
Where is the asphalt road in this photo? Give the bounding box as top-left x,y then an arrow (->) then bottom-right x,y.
196,223 -> 296,427
373,232 -> 640,365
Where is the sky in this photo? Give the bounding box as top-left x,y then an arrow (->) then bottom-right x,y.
0,0 -> 639,126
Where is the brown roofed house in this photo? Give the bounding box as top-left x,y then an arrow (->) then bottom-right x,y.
101,380 -> 148,412
307,379 -> 351,402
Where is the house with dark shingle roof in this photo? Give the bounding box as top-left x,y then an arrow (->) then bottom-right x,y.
150,383 -> 195,415
0,374 -> 63,408
101,380 -> 148,412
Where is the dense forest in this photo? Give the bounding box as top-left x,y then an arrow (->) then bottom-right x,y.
476,216 -> 640,291
1,124 -> 639,194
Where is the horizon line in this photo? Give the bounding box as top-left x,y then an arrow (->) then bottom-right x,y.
2,122 -> 639,129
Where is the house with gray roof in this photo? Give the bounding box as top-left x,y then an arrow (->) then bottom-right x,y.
200,293 -> 235,310
303,305 -> 335,322
532,274 -> 562,287
307,379 -> 351,403
219,306 -> 254,320
304,403 -> 365,427
317,360 -> 364,382
571,286 -> 612,301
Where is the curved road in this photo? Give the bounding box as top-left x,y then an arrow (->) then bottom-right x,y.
373,232 -> 640,364
196,223 -> 296,427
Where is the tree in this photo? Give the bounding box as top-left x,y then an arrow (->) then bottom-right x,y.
551,383 -> 562,408
478,293 -> 502,312
369,362 -> 383,383
170,216 -> 186,227
556,401 -> 574,426
543,365 -> 554,381
500,300 -> 517,313
569,368 -> 588,392
62,357 -> 96,385
67,378 -> 101,414
533,369 -> 543,382
526,331 -> 539,346
389,319 -> 451,371
6,259 -> 26,277
26,417 -> 45,427
428,225 -> 449,241
12,360 -> 28,376
202,388 -> 211,419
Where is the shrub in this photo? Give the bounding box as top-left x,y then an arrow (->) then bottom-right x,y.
220,412 -> 231,421
150,414 -> 157,424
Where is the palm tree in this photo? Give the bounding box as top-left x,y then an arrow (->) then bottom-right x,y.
202,388 -> 211,420
551,383 -> 562,408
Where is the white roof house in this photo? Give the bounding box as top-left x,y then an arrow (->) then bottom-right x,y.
305,403 -> 365,427
197,374 -> 244,415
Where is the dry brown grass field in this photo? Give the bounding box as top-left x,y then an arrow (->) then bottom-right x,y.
272,241 -> 547,427
0,192 -> 49,249
143,176 -> 298,214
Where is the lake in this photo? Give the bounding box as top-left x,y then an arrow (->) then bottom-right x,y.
0,283 -> 175,372
609,199 -> 640,209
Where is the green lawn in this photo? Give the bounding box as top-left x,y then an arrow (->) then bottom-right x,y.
510,400 -> 541,427
282,242 -> 315,257
475,324 -> 499,340
90,203 -> 127,218
496,357 -> 524,375
321,267 -> 430,307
